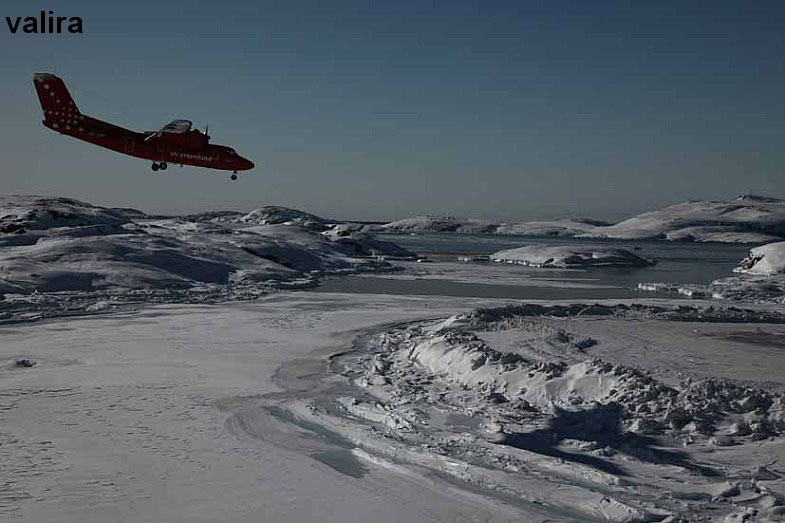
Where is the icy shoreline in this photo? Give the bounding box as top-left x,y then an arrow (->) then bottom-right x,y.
638,241 -> 785,304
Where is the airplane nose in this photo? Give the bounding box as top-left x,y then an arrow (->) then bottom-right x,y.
242,158 -> 254,170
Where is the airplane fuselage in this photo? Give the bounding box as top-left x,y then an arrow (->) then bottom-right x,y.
41,118 -> 251,171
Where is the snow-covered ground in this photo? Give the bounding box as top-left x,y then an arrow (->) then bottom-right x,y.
0,294 -> 523,523
490,244 -> 654,268
6,195 -> 785,522
8,293 -> 785,522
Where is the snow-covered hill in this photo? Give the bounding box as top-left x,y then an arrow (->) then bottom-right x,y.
495,218 -> 608,237
491,244 -> 654,268
734,241 -> 785,276
239,205 -> 335,231
378,195 -> 785,243
379,215 -> 607,236
381,215 -> 499,234
582,195 -> 785,243
0,195 -> 133,236
322,227 -> 415,258
0,196 -> 413,295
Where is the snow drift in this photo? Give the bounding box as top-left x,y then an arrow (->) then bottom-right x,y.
490,244 -> 654,268
329,302 -> 785,522
404,321 -> 785,439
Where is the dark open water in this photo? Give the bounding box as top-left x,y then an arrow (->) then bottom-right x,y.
314,233 -> 752,300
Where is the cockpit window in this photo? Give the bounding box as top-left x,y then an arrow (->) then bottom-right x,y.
162,120 -> 192,134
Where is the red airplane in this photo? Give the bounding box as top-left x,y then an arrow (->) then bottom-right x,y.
33,73 -> 254,180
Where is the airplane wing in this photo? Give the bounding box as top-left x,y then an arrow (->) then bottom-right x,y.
144,119 -> 193,141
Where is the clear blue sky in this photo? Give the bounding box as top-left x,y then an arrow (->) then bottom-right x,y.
2,0 -> 784,221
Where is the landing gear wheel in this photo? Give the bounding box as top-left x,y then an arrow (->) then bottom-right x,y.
151,162 -> 159,172
230,173 -> 238,181
159,161 -> 168,171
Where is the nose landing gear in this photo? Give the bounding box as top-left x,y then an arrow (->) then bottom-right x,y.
231,171 -> 238,181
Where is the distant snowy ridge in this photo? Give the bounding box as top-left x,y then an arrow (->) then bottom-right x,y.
378,195 -> 785,243
0,196 -> 413,295
239,205 -> 335,231
582,194 -> 785,243
148,193 -> 785,244
491,244 -> 654,268
495,217 -> 608,236
381,215 -> 499,234
179,206 -> 335,230
379,215 -> 606,236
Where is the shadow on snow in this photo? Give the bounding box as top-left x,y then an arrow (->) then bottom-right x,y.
496,403 -> 721,477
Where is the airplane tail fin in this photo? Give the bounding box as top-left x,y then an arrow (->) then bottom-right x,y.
33,73 -> 82,127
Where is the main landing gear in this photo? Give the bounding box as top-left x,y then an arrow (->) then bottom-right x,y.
151,161 -> 167,171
